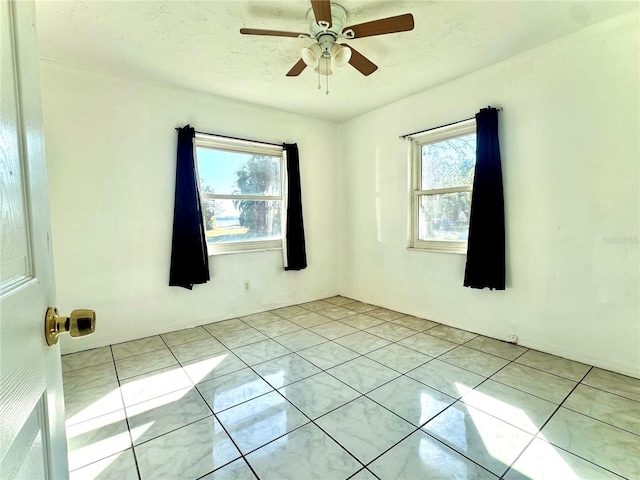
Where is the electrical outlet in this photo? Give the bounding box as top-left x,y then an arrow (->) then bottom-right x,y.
243,280 -> 250,292
507,334 -> 518,344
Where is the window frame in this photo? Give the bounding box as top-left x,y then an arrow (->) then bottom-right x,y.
409,118 -> 476,254
194,133 -> 286,256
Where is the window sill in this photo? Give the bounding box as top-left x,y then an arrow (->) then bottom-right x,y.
207,240 -> 283,256
407,242 -> 468,255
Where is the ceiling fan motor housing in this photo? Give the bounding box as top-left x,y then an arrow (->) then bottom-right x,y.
307,3 -> 348,54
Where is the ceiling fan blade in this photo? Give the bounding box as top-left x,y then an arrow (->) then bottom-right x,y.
344,13 -> 414,39
344,45 -> 378,76
240,28 -> 306,38
286,59 -> 307,77
311,0 -> 332,27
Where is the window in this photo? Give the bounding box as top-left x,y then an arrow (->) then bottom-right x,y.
194,134 -> 284,255
410,119 -> 476,254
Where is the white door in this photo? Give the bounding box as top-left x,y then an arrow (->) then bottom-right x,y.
0,0 -> 68,478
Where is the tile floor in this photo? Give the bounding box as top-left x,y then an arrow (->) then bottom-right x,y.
62,296 -> 640,480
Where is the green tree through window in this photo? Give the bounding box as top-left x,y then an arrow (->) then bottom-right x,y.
410,118 -> 477,253
233,155 -> 282,239
200,181 -> 225,230
195,135 -> 284,254
421,134 -> 476,240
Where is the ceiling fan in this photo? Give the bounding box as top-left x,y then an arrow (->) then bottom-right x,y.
240,0 -> 414,83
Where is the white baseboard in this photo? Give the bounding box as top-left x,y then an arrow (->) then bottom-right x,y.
341,292 -> 640,380
62,291 -> 640,380
60,291 -> 339,355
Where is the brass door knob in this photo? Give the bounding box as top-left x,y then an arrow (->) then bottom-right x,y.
45,307 -> 96,346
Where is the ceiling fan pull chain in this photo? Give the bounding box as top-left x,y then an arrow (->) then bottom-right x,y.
317,68 -> 321,90
326,57 -> 330,95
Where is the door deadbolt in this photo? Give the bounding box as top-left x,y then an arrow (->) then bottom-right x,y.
45,307 -> 96,346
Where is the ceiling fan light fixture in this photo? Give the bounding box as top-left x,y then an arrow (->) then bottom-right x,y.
301,43 -> 322,67
314,57 -> 333,76
330,43 -> 351,67
301,48 -> 317,67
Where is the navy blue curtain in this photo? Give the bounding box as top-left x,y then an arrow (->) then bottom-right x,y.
283,143 -> 307,270
169,125 -> 210,289
464,107 -> 505,290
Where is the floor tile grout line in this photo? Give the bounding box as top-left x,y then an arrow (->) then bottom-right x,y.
223,354 -> 370,476
369,343 -> 548,475
190,321 -> 383,394
247,308 -> 392,357
181,318 -> 613,479
250,324 -> 413,394
169,352 -> 279,416
499,437 -> 631,480
61,376 -> 119,399
422,357 -> 536,479
435,345 -> 559,440
348,399 -> 499,479
64,345 -> 139,478
350,339 -> 528,462
217,307 -> 349,347
63,312 -> 549,426
483,373 -> 577,406
540,365 -> 638,475
505,442 -> 630,480
498,365 -> 601,479
240,332 -> 484,473
63,298 -> 638,480
559,404 -> 640,439
362,380 -> 458,430
202,311 -> 511,432
410,335 -> 535,475
130,414 -> 219,450
253,404 -> 368,475
576,381 -> 640,405
105,300 -> 485,367
370,331 -> 522,404
109,344 -> 143,480
347,467 -> 381,480
65,446 -> 140,478
111,335 -> 181,361
241,305 -> 416,352
421,430 -> 502,478
247,307 -> 633,479
114,354 -> 182,383
208,304 -> 440,475
160,327 -> 218,348
458,335 -> 600,385
192,458 -> 253,480
159,334 -> 264,480
509,430 -> 631,479
509,358 -> 590,383
446,343 -> 581,410
124,336 -> 208,477
61,359 -> 116,376
239,330 -> 632,478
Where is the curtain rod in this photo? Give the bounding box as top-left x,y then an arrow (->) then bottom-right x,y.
399,107 -> 503,140
174,127 -> 283,148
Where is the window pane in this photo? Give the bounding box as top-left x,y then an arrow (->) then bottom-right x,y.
421,133 -> 476,189
197,147 -> 281,196
203,199 -> 281,244
419,192 -> 472,242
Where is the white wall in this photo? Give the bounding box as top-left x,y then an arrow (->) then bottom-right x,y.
41,11 -> 639,377
40,62 -> 339,354
338,12 -> 640,377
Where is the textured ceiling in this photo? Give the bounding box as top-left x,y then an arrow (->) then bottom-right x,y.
35,1 -> 638,122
